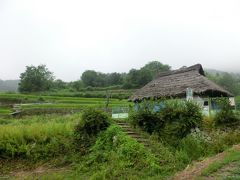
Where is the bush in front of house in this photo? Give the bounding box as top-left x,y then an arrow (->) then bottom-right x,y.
74,108 -> 111,154
129,99 -> 203,145
130,101 -> 164,134
159,100 -> 203,145
214,98 -> 239,127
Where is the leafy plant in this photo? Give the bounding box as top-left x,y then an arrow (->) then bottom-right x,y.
74,108 -> 111,154
159,100 -> 203,145
129,101 -> 164,133
130,99 -> 203,145
214,98 -> 239,126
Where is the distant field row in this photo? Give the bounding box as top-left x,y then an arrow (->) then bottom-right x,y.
0,93 -> 130,104
0,93 -> 131,116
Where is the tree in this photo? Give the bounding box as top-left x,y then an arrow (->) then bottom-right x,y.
107,73 -> 123,86
53,79 -> 67,89
123,61 -> 171,88
81,70 -> 106,87
81,70 -> 98,87
218,73 -> 240,95
141,61 -> 171,79
72,80 -> 84,91
18,65 -> 54,92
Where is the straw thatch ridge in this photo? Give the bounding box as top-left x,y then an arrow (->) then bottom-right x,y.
129,64 -> 233,102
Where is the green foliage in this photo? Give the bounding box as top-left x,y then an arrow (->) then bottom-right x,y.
214,98 -> 239,126
0,114 -> 76,160
130,101 -> 164,134
19,65 -> 54,93
141,61 -> 171,79
130,100 -> 203,145
206,71 -> 240,95
159,100 -> 203,145
123,61 -> 170,88
76,125 -> 162,179
74,108 -> 111,154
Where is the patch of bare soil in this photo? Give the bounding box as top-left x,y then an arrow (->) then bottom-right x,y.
0,160 -> 71,179
10,166 -> 71,178
172,144 -> 240,180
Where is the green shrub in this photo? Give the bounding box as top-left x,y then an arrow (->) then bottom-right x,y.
130,102 -> 163,134
130,100 -> 203,145
74,108 -> 111,154
214,98 -> 239,126
159,100 -> 203,145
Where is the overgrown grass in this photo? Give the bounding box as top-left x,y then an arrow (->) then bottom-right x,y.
201,149 -> 240,176
1,106 -> 240,179
0,114 -> 79,161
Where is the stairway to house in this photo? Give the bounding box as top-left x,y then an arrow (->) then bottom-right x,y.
116,121 -> 149,147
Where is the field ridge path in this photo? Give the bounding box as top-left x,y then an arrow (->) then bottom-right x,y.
173,144 -> 240,180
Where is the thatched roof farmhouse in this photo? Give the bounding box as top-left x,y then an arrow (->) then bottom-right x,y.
129,64 -> 233,102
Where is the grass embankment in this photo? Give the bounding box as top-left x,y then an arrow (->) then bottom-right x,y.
0,114 -> 188,179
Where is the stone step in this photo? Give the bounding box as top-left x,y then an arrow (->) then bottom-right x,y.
116,121 -> 150,147
128,134 -> 142,139
125,131 -> 139,135
119,126 -> 132,129
116,123 -> 129,126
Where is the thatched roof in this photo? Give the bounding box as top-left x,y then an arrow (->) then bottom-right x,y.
129,64 -> 233,102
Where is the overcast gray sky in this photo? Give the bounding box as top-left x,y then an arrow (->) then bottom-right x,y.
0,0 -> 240,81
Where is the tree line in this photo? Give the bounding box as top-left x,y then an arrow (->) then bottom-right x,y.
206,71 -> 240,96
17,62 -> 240,96
18,61 -> 171,93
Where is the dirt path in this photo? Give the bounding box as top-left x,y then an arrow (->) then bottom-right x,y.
173,144 -> 240,180
9,166 -> 71,178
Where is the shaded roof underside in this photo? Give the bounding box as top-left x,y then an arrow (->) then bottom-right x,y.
129,64 -> 233,101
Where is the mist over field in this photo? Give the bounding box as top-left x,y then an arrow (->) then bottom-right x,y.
0,0 -> 240,81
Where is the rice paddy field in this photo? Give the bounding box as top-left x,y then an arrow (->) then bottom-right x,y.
0,93 -> 131,116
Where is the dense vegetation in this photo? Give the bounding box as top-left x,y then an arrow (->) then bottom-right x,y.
206,70 -> 240,96
130,100 -> 203,145
1,100 -> 240,179
14,61 -> 170,93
